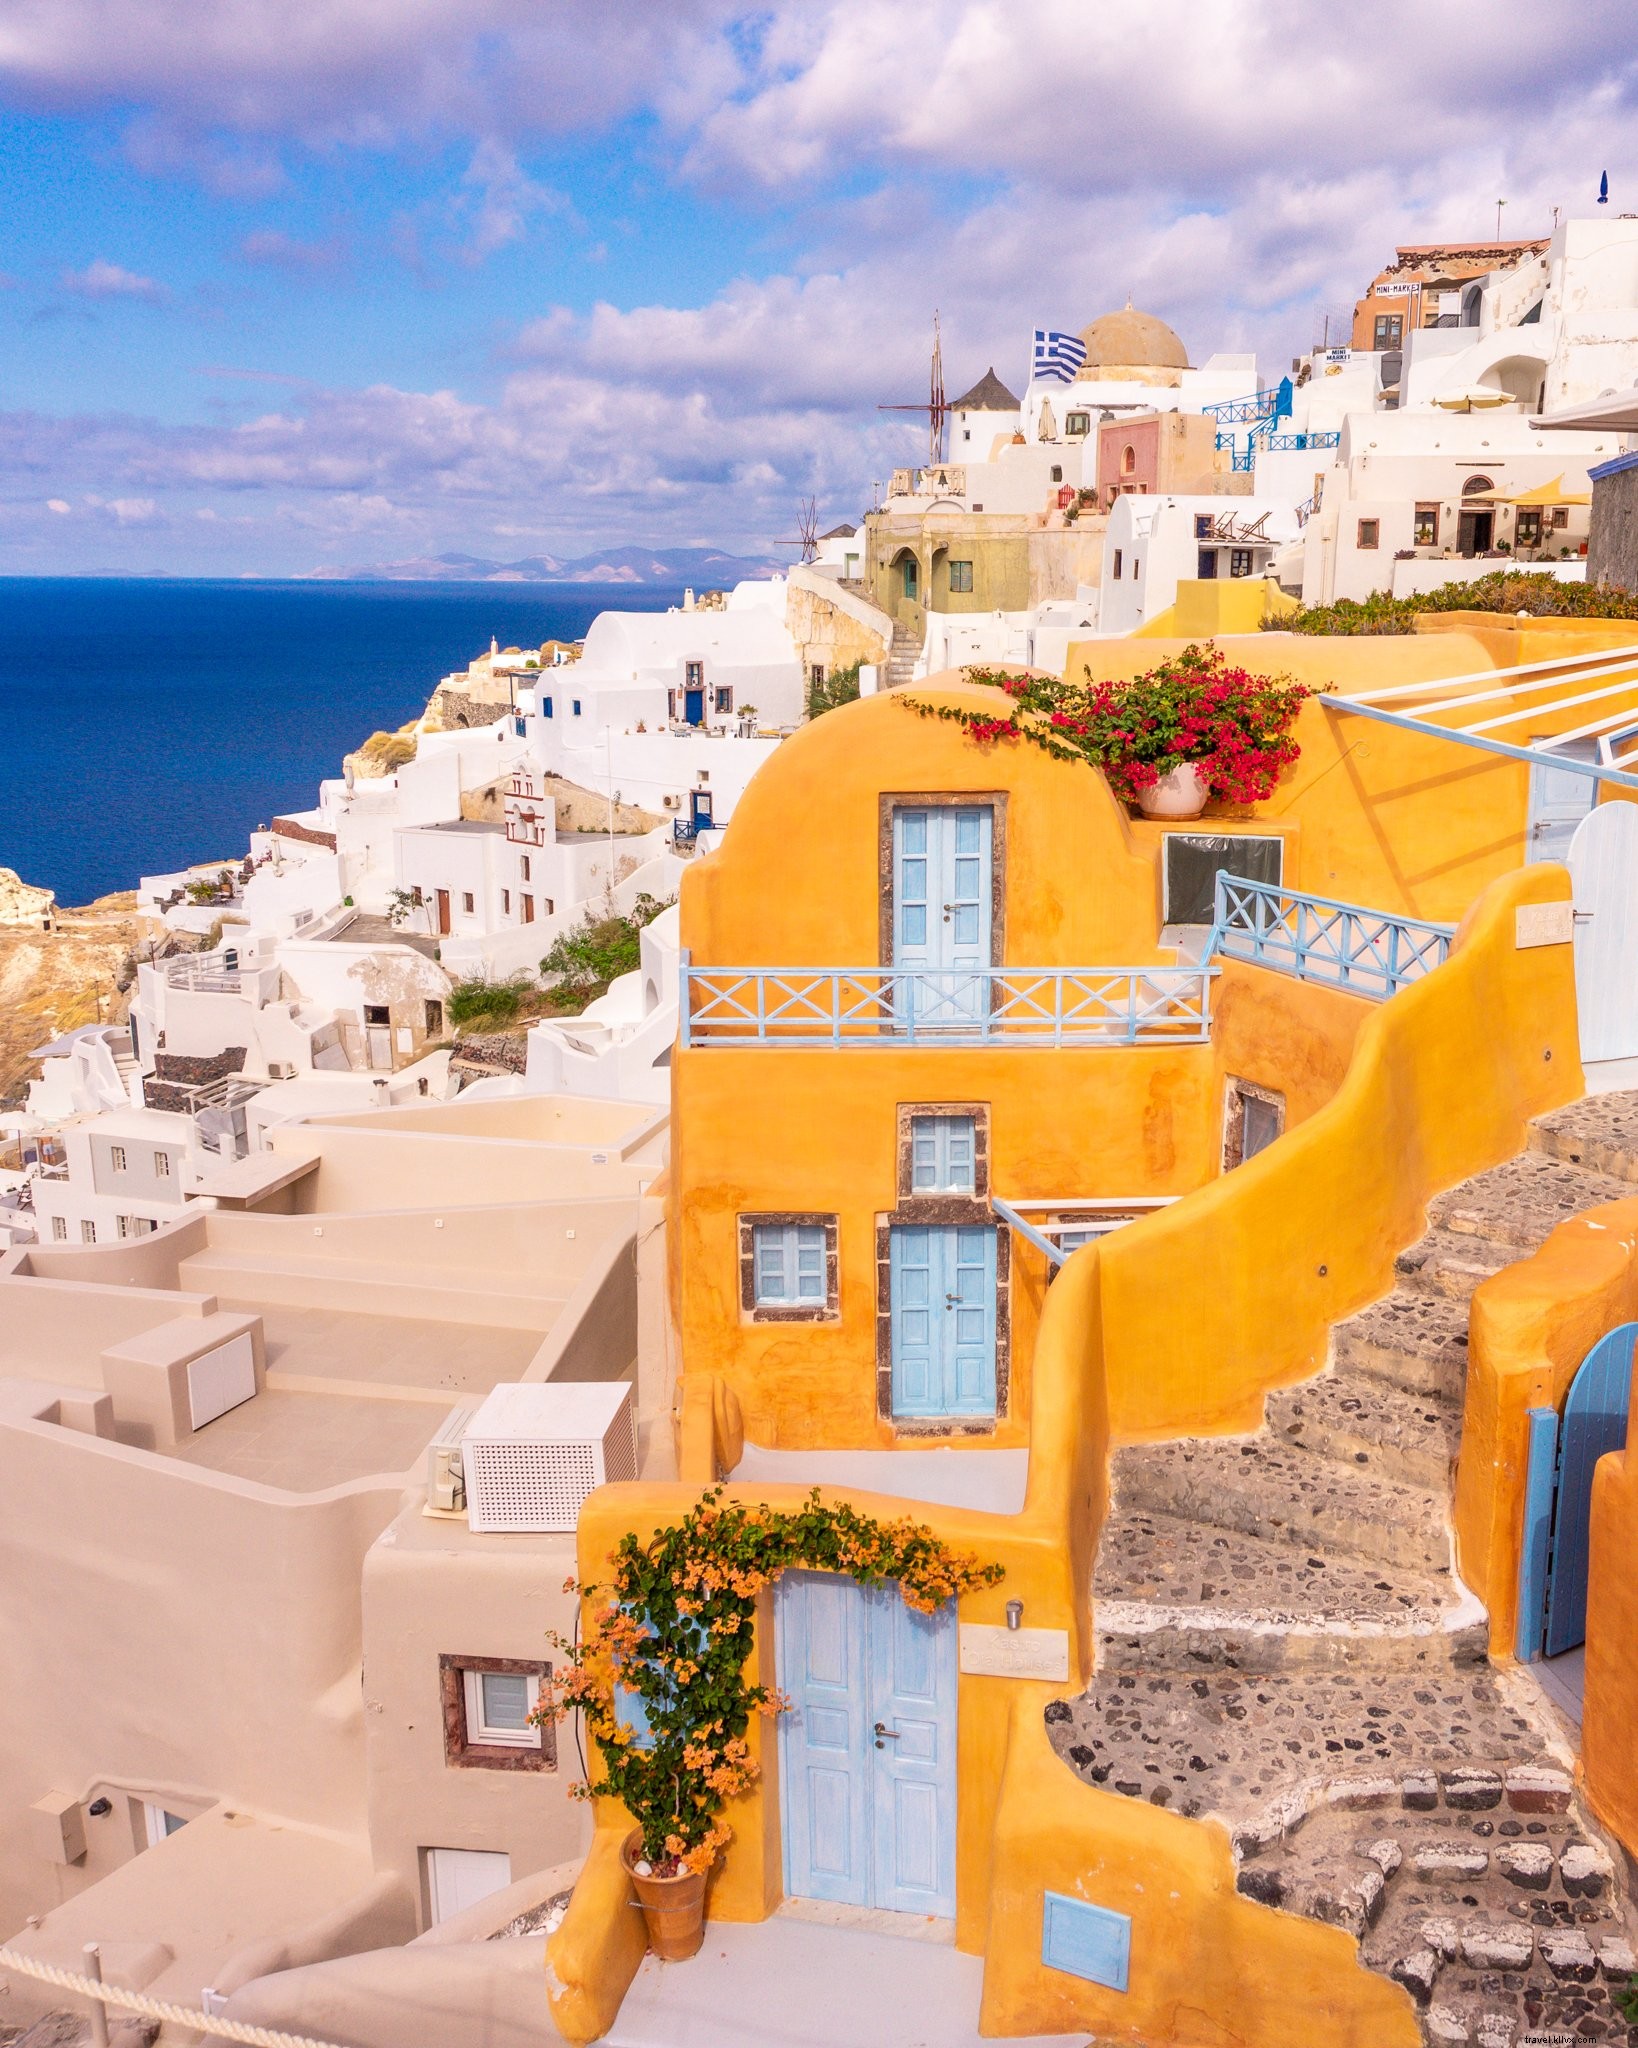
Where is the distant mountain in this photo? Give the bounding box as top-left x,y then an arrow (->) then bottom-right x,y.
302,545 -> 791,586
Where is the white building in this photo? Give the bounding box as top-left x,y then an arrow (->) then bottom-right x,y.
1097,495 -> 1299,635
523,582 -> 801,829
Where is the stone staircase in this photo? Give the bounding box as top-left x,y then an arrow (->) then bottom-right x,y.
885,620 -> 922,689
1050,1096 -> 1638,2045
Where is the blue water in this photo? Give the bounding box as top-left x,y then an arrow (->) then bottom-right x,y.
0,579 -> 687,906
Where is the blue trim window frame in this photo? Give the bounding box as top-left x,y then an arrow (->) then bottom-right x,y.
572,699 -> 583,717
542,696 -> 553,718
739,1213 -> 840,1324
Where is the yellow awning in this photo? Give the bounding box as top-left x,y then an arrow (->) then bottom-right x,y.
1464,475 -> 1591,507
1430,388 -> 1518,412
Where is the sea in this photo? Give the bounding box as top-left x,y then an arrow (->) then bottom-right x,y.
0,578 -> 687,908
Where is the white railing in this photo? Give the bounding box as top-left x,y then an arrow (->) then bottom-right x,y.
1210,874 -> 1454,998
678,955 -> 1216,1047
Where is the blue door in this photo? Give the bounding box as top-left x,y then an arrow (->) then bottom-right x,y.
690,789 -> 714,831
776,1572 -> 957,1918
892,806 -> 992,1028
1516,1321 -> 1636,1658
889,1223 -> 997,1418
684,688 -> 705,726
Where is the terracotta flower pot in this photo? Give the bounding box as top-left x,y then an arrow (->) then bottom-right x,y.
622,1831 -> 707,1961
1135,761 -> 1209,819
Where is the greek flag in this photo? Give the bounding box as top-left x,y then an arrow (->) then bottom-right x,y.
1033,327 -> 1087,383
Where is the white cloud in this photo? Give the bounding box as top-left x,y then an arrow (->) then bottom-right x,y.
60,258 -> 167,302
45,496 -> 70,512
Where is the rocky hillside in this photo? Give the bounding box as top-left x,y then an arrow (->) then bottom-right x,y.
0,891 -> 158,1105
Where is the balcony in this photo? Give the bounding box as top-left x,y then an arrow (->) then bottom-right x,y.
678,958 -> 1216,1048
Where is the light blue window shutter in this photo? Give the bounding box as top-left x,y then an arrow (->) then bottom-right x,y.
794,1225 -> 825,1301
754,1226 -> 788,1304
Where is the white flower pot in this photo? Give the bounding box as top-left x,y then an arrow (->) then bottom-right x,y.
1135,762 -> 1209,819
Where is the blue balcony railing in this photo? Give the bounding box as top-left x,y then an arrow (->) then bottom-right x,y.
678,955 -> 1217,1048
1208,874 -> 1455,1000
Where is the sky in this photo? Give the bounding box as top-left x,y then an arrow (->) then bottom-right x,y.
1,0 -> 1636,577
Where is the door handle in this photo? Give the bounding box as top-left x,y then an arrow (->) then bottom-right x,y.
945,1293 -> 960,1305
873,1722 -> 900,1749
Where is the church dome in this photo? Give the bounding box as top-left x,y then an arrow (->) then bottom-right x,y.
1076,302 -> 1189,380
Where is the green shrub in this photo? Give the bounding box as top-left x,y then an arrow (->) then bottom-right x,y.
539,893 -> 671,1007
447,975 -> 529,1030
807,660 -> 862,718
1274,571 -> 1638,636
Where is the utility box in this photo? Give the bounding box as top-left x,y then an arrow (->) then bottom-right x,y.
28,1791 -> 85,1866
461,1382 -> 637,1533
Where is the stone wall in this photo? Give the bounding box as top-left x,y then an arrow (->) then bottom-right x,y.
153,1047 -> 247,1085
1587,461 -> 1638,593
785,569 -> 892,683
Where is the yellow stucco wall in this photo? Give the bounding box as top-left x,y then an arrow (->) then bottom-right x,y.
979,1696 -> 1420,2047
1073,623 -> 1638,923
1444,1193 -> 1638,1861
1094,863 -> 1581,1441
1455,1200 -> 1638,1653
1585,1425 -> 1638,1863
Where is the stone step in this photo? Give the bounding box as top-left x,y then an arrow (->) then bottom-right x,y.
1530,1088 -> 1638,1184
1266,1368 -> 1461,1493
1047,1666 -> 1561,1834
1394,1229 -> 1518,1303
1426,1149 -> 1637,1249
1093,1508 -> 1482,1674
1110,1436 -> 1451,1576
1333,1289 -> 1471,1402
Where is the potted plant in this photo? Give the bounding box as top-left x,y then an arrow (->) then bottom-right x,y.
907,647 -> 1309,817
539,1489 -> 1002,1960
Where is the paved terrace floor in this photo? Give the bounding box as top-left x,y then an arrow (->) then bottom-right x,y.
164,1384 -> 450,1490
606,1912 -> 1068,2048
247,1302 -> 545,1394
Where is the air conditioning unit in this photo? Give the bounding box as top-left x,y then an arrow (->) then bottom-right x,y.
268,1061 -> 296,1080
461,1382 -> 637,1533
661,793 -> 682,810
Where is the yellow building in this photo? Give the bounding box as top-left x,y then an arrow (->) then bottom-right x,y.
552,630 -> 1638,2048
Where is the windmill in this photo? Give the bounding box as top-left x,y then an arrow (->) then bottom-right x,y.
877,311 -> 949,466
766,496 -> 823,563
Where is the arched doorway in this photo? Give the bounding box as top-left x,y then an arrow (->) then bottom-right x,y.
1517,1321 -> 1636,1659
1457,475 -> 1496,556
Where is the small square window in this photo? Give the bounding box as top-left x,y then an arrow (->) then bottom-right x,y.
1112,549 -> 1123,579
572,699 -> 582,717
1194,514 -> 1214,540
1050,464 -> 1063,483
521,854 -> 531,881
1357,518 -> 1380,549
948,560 -> 974,593
667,689 -> 677,719
739,1214 -> 838,1321
81,1220 -> 96,1244
501,889 -> 510,914
714,685 -> 734,713
117,1214 -> 132,1240
910,1114 -> 977,1193
755,1223 -> 825,1305
686,661 -> 704,688
110,1145 -> 127,1172
153,1150 -> 171,1177
462,893 -> 475,915
1229,548 -> 1253,578
51,1216 -> 67,1241
440,1656 -> 554,1772
1065,411 -> 1090,438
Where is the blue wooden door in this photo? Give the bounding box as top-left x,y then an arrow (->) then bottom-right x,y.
889,1224 -> 997,1418
892,807 -> 992,1027
684,688 -> 705,725
867,1585 -> 958,1917
775,1572 -> 872,1905
690,789 -> 714,831
1544,1321 -> 1636,1656
776,1573 -> 957,1918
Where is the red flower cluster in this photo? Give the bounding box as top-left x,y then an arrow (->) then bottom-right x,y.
906,648 -> 1310,809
